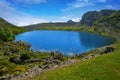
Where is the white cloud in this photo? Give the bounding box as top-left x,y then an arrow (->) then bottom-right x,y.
71,18 -> 80,22
63,0 -> 95,11
1,0 -> 78,26
0,0 -> 74,26
8,16 -> 48,26
18,18 -> 47,26
98,0 -> 106,3
0,0 -> 48,26
63,0 -> 108,11
16,0 -> 46,4
104,5 -> 120,10
105,5 -> 114,9
45,16 -> 69,22
0,0 -> 15,17
3,13 -> 49,26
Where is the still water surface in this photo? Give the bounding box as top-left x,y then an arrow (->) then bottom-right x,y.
15,30 -> 115,55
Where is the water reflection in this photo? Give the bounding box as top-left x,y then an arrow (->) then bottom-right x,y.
15,30 -> 115,56
78,32 -> 115,52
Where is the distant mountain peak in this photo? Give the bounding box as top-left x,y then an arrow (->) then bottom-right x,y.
67,20 -> 74,23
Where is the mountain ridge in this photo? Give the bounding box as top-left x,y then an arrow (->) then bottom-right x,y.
79,9 -> 117,26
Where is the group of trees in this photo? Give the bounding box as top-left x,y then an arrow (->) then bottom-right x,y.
0,27 -> 14,42
0,18 -> 26,42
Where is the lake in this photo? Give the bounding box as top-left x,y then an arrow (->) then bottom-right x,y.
15,30 -> 115,56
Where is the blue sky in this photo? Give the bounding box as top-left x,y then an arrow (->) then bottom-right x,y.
0,0 -> 120,26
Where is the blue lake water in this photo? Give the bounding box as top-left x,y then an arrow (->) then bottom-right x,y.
15,30 -> 115,56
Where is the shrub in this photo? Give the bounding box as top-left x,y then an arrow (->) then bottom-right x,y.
9,55 -> 21,64
20,53 -> 30,62
49,51 -> 65,60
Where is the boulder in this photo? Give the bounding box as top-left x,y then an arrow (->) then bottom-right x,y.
99,46 -> 115,54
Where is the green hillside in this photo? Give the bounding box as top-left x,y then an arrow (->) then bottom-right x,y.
93,11 -> 120,39
24,20 -> 78,31
0,18 -> 25,42
0,18 -> 25,34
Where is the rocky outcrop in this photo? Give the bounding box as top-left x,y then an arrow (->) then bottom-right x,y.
0,59 -> 78,80
99,45 -> 115,54
24,59 -> 42,63
11,65 -> 43,80
79,10 -> 116,26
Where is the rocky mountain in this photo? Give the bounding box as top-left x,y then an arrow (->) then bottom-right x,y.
67,20 -> 74,23
80,10 -> 116,26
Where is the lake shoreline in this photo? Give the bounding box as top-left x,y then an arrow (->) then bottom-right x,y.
0,44 -> 115,80
15,30 -> 115,55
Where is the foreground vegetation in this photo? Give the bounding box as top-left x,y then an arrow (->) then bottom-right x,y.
31,42 -> 120,80
0,18 -> 68,77
0,41 -> 68,77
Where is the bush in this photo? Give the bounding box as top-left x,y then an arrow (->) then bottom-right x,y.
9,55 -> 21,64
20,53 -> 30,62
49,51 -> 65,60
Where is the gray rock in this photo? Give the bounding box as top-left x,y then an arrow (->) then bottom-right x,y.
99,46 -> 115,54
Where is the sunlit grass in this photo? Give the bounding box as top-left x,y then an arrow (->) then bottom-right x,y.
31,43 -> 120,80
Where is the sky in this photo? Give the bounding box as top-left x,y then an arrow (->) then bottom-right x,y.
0,0 -> 120,26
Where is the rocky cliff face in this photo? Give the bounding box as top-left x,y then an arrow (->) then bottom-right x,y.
79,10 -> 116,26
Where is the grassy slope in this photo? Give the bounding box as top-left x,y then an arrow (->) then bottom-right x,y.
31,43 -> 120,80
0,18 -> 25,35
24,22 -> 78,31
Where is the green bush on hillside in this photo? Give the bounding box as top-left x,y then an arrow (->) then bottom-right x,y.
20,53 -> 31,62
0,27 -> 14,42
